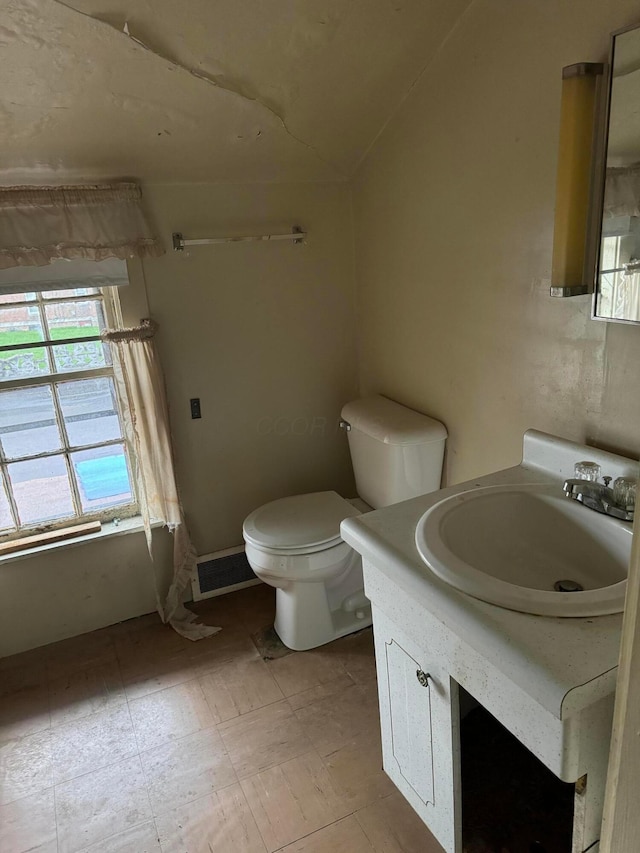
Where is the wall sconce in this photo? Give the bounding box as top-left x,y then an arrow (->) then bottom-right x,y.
550,62 -> 605,297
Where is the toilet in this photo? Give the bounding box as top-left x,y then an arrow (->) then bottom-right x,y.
242,395 -> 447,650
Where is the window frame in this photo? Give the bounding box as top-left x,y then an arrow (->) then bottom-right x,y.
0,285 -> 138,542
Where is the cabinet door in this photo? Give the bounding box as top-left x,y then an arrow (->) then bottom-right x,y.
385,638 -> 434,805
373,607 -> 461,853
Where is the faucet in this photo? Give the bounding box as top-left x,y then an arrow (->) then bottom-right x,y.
563,476 -> 635,522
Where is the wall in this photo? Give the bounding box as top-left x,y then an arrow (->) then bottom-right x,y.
0,529 -> 173,657
353,0 -> 640,487
139,182 -> 357,555
0,180 -> 357,655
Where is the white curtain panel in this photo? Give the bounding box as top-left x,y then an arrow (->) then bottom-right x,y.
0,183 -> 164,270
102,320 -> 220,641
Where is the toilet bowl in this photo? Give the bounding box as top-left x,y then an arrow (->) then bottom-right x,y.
243,491 -> 371,650
243,395 -> 448,650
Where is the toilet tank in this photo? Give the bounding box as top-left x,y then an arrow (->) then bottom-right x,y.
341,395 -> 447,509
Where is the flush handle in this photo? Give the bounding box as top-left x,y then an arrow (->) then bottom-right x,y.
339,419 -> 351,432
416,669 -> 430,688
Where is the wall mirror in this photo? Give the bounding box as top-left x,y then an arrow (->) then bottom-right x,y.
593,23 -> 640,323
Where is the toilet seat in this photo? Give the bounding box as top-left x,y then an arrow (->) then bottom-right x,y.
243,490 -> 360,554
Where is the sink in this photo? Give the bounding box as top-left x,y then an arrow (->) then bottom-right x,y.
415,483 -> 631,617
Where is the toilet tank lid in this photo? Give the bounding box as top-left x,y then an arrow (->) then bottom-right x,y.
341,395 -> 447,446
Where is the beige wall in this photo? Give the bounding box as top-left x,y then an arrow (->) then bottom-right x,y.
353,0 -> 640,487
139,182 -> 357,555
0,529 -> 173,657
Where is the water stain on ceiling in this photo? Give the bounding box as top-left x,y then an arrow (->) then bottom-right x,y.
1,0 -> 472,183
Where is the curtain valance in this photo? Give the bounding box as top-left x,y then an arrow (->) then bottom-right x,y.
0,182 -> 164,270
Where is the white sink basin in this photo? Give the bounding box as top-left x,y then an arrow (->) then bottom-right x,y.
415,483 -> 631,617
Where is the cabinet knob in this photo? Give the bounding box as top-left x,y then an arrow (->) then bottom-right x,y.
416,669 -> 430,687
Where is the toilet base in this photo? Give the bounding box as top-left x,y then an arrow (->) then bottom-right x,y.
274,582 -> 372,650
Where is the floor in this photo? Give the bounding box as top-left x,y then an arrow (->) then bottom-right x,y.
0,584 -> 444,853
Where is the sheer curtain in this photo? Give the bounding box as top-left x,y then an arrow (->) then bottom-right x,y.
102,321 -> 220,640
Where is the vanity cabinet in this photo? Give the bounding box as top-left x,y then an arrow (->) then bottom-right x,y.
374,608 -> 461,853
367,564 -> 613,853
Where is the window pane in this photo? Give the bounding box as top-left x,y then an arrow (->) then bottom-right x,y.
0,305 -> 48,380
0,386 -> 62,460
0,305 -> 45,345
0,479 -> 15,532
42,287 -> 99,299
0,292 -> 36,305
57,378 -> 122,447
0,346 -> 50,381
51,340 -> 111,374
72,446 -> 133,512
44,299 -> 106,338
8,456 -> 75,525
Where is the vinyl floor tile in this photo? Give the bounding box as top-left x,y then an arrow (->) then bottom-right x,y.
330,629 -> 378,685
76,820 -> 162,852
0,729 -> 52,805
218,700 -> 313,779
321,729 -> 394,812
50,704 -> 137,784
155,784 -> 267,853
199,658 -> 284,723
286,673 -> 355,712
293,681 -> 380,756
355,792 -> 444,852
0,682 -> 51,744
0,648 -> 49,696
128,680 -> 215,752
276,815 -> 374,853
241,750 -> 351,851
267,648 -> 349,697
140,726 -> 237,816
46,631 -> 118,681
120,630 -> 260,701
120,652 -> 199,702
55,755 -> 152,853
0,786 -> 57,853
49,659 -> 126,728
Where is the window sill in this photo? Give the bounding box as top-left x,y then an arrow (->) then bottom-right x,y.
0,517 -> 162,566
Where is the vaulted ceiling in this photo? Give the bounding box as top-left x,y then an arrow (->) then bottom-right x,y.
2,0 -> 471,183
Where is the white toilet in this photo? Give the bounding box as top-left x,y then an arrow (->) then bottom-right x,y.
242,395 -> 447,650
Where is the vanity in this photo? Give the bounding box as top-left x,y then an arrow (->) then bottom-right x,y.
341,430 -> 638,853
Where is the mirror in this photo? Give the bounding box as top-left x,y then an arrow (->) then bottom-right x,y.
594,24 -> 640,323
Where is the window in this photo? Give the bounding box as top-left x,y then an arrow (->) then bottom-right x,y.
0,283 -> 136,539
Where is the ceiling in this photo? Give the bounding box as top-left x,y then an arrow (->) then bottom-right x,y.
1,0 -> 471,184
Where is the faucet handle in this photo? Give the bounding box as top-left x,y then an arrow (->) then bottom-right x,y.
574,461 -> 601,481
614,477 -> 637,510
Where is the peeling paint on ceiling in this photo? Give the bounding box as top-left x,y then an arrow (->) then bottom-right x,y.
1,0 -> 472,183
